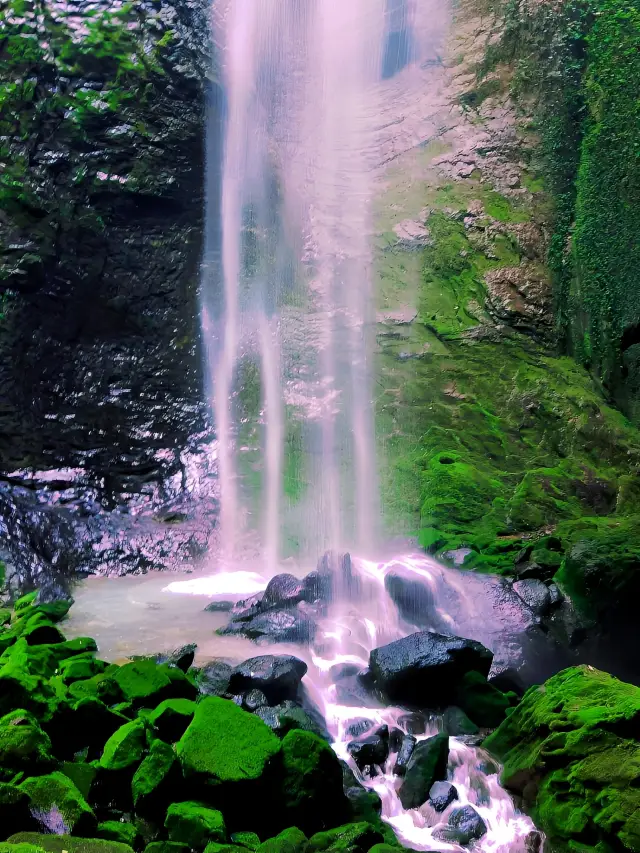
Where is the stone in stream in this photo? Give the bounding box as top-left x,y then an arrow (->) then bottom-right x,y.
194,660 -> 232,697
346,718 -> 374,739
228,655 -> 307,704
428,781 -> 458,812
433,805 -> 487,845
368,631 -> 493,708
398,733 -> 449,809
393,733 -> 416,775
254,700 -> 328,739
204,601 -> 234,612
397,712 -> 428,735
223,607 -> 316,644
512,579 -> 552,619
442,706 -> 479,736
243,689 -> 269,712
347,735 -> 389,770
261,574 -> 305,610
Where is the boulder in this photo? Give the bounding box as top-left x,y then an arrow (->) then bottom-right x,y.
428,781 -> 458,812
0,710 -> 55,778
195,661 -> 232,697
165,802 -> 226,849
368,631 -> 493,708
230,834 -> 260,851
347,736 -> 388,771
433,805 -> 487,845
442,706 -> 479,737
152,645 -> 197,673
455,671 -> 511,728
229,656 -> 307,704
113,661 -> 196,707
177,697 -> 280,789
398,734 -> 449,810
279,730 -> 349,835
392,734 -> 416,776
512,580 -> 551,618
484,665 -> 640,853
132,739 -> 178,813
307,822 -> 382,853
148,698 -> 197,742
383,573 -> 437,629
8,836 -> 135,853
254,701 -> 327,739
257,827 -> 307,853
19,772 -> 96,835
261,575 -> 305,610
96,823 -> 140,848
223,608 -> 315,644
59,764 -> 97,801
100,719 -> 147,772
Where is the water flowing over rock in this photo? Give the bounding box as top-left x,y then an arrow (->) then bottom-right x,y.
228,655 -> 307,704
398,734 -> 450,810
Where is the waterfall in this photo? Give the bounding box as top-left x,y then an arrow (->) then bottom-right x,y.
202,0 -> 384,565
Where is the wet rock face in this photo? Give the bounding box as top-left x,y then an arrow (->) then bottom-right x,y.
228,655 -> 308,704
368,631 -> 493,709
0,0 -> 215,583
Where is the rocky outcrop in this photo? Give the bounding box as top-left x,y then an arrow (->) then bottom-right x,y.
0,0 -> 215,583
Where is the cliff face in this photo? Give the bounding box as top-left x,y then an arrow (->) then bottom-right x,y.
0,0 -> 210,475
0,0 -> 218,584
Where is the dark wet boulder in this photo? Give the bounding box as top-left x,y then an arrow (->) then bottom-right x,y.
204,601 -> 234,613
512,580 -> 551,619
433,805 -> 487,845
397,712 -> 429,735
228,656 -> 307,704
243,690 -> 269,712
261,575 -> 305,610
254,700 -> 328,740
279,729 -> 349,835
152,645 -> 197,673
487,662 -> 526,695
302,570 -> 332,604
195,660 -> 233,697
307,822 -> 382,853
346,719 -> 374,739
442,706 -> 479,737
223,607 -> 316,644
347,735 -> 389,771
393,734 -> 416,776
368,631 -> 493,708
398,734 -> 449,810
383,572 -> 438,629
428,781 -> 458,812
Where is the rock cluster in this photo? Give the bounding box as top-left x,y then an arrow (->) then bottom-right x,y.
0,592 -> 395,853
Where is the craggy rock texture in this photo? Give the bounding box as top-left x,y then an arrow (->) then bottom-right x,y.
484,665 -> 640,853
0,0 -> 217,584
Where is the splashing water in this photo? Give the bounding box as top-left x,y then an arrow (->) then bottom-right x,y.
200,2 -> 542,850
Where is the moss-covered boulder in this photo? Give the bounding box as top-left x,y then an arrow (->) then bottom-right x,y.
230,834 -> 260,851
96,823 -> 140,849
165,802 -> 226,849
100,719 -> 147,772
145,844 -> 189,853
257,828 -> 307,853
177,697 -> 280,788
132,739 -> 178,814
19,772 -> 97,835
279,731 -> 348,835
484,665 -> 640,853
113,662 -> 196,708
8,836 -> 134,853
307,823 -> 383,853
455,671 -> 511,728
147,699 -> 196,743
0,710 -> 55,778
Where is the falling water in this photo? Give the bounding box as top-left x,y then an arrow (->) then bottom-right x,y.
198,1 -> 542,850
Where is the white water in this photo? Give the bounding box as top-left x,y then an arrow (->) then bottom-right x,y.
199,2 -> 541,850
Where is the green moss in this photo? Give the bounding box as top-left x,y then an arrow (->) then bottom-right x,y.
8,836 -> 134,853
96,823 -> 140,849
100,719 -> 147,772
484,665 -> 640,853
256,828 -> 307,853
145,845 -> 189,853
19,772 -> 96,835
59,763 -> 97,801
132,738 -> 177,812
279,730 -> 347,835
0,709 -> 54,777
165,802 -> 226,849
176,697 -> 280,787
230,834 -> 261,851
455,671 -> 510,728
147,698 -> 196,742
307,823 -> 383,853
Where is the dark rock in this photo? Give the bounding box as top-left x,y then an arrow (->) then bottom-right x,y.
455,671 -> 510,728
397,712 -> 428,735
230,594 -> 263,621
548,584 -> 563,608
393,734 -> 416,776
428,781 -> 458,812
243,690 -> 269,712
442,706 -> 479,737
153,645 -> 196,673
369,631 -> 493,708
347,735 -> 389,771
388,727 -> 404,752
204,601 -> 234,613
434,805 -> 487,845
224,607 -> 316,644
398,734 -> 449,809
261,574 -> 305,610
346,719 -> 374,739
384,572 -> 438,629
302,569 -> 332,604
254,701 -> 327,739
512,579 -> 551,618
487,662 -> 526,695
195,660 -> 232,697
373,724 -> 389,741
329,663 -> 361,681
228,655 -> 307,704
333,674 -> 376,708
526,830 -> 544,853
